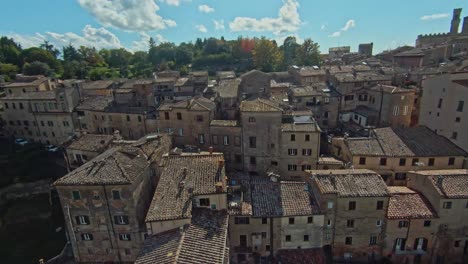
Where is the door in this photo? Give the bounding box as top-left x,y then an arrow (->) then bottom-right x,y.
240,235 -> 247,247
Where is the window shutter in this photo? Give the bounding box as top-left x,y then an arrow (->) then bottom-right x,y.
422,238 -> 428,251
75,216 -> 80,224
413,238 -> 419,250
401,239 -> 406,250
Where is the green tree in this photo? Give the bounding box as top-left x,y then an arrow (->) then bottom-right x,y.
282,36 -> 300,66
40,40 -> 60,58
252,37 -> 283,72
148,42 -> 176,66
0,63 -> 19,81
22,61 -> 51,75
63,44 -> 81,62
19,47 -> 61,73
0,36 -> 22,65
295,38 -> 321,66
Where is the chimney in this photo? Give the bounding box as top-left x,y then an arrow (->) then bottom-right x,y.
215,182 -> 223,193
436,175 -> 444,185
209,146 -> 214,155
113,130 -> 122,140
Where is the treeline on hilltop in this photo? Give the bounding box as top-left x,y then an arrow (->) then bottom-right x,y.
0,36 -> 321,81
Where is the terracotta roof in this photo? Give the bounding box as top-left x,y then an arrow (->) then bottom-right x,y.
412,170 -> 468,199
290,84 -> 325,97
3,90 -> 56,100
281,123 -> 318,132
367,84 -> 415,94
67,134 -> 114,152
2,76 -> 48,88
136,209 -> 228,264
311,169 -> 389,197
345,126 -> 467,157
158,97 -> 215,112
76,96 -> 113,111
318,157 -> 344,165
145,153 -> 226,222
251,181 -> 319,217
82,80 -> 114,90
387,187 -> 437,219
175,77 -> 190,87
240,98 -> 282,112
276,248 -> 326,264
216,71 -> 236,79
54,135 -> 169,186
210,120 -> 239,127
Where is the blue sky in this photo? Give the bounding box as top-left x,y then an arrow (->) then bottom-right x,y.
1,0 -> 468,54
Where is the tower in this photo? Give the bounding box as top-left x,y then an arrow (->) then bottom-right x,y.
450,8 -> 462,34
462,16 -> 468,34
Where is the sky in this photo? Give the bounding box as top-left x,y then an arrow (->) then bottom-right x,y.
1,0 -> 468,54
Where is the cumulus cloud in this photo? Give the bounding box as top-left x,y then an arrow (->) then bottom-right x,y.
420,13 -> 450,21
229,0 -> 301,35
78,0 -> 176,31
199,4 -> 214,13
341,20 -> 355,31
159,0 -> 181,6
328,19 -> 355,38
213,20 -> 225,30
196,25 -> 208,33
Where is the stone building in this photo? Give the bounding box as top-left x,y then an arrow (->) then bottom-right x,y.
288,66 -> 326,85
155,97 -> 216,148
239,70 -> 271,99
228,175 -> 324,263
308,169 -> 390,263
190,71 -> 209,94
82,80 -> 115,96
209,120 -> 243,171
53,134 -> 171,263
358,43 -> 373,57
328,46 -> 351,59
0,75 -> 56,96
216,78 -> 241,120
419,72 -> 468,152
65,133 -> 114,169
331,126 -> 467,185
144,152 -> 228,236
1,80 -> 81,145
407,170 -> 468,263
383,186 -> 438,264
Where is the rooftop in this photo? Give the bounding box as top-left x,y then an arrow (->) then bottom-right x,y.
276,248 -> 326,264
210,120 -> 239,127
3,90 -> 56,100
158,97 -> 216,112
76,96 -> 113,111
367,84 -> 415,94
251,181 -> 320,217
281,123 -> 319,132
2,76 -> 48,88
145,153 -> 226,222
67,134 -> 114,152
82,80 -> 114,90
411,170 -> 468,199
387,187 -> 437,219
311,169 -> 389,197
318,156 -> 344,165
136,208 -> 228,264
345,126 -> 467,157
216,78 -> 240,98
240,98 -> 282,112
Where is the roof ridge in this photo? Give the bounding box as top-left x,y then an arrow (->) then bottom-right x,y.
174,228 -> 186,263
112,154 -> 131,183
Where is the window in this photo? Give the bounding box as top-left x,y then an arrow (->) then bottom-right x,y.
40,121 -> 45,126
305,134 -> 310,141
261,232 -> 267,239
345,237 -> 353,245
412,158 -> 419,166
289,218 -> 295,225
19,102 -> 24,109
234,217 -> 250,224
302,165 -> 312,171
248,117 -> 255,122
223,136 -> 229,145
271,161 -> 278,166
400,159 -> 406,166
398,221 -> 409,228
125,249 -> 131,255
114,215 -> 129,225
380,158 -> 387,166
72,190 -> 81,200
302,149 -> 312,156
359,157 -> 366,165
288,164 -> 297,171
437,98 -> 443,108
395,238 -> 406,251
307,217 -> 313,224
164,112 -> 169,120
290,134 -> 296,141
348,201 -> 356,210
455,117 -> 461,123
377,201 -> 384,210
424,220 -> 431,227
288,149 -> 298,156
448,157 -> 455,166
176,112 -> 182,120
286,235 -> 291,242
327,201 -> 333,209
395,173 -> 407,180
347,219 -> 355,228
376,220 -> 382,227
234,136 -> 241,146
393,106 -> 400,116
199,198 -> 210,207
454,240 -> 461,247
112,190 -> 121,200
76,215 -> 90,225
178,128 -> 184,136
249,137 -> 256,148
443,201 -> 452,209
304,235 -> 309,241
47,121 -> 54,126
196,115 -> 203,122
198,134 -> 205,144
4,103 -> 8,109
344,95 -> 354,101
81,233 -> 93,241
457,101 -> 464,112
262,218 -> 267,224
369,236 -> 377,245
428,158 -> 435,166
250,156 -> 256,165
12,103 -> 16,109
138,116 -> 142,122
119,234 -> 131,241
63,121 -> 69,127
452,132 -> 458,140
51,132 -> 56,137
327,219 -> 332,227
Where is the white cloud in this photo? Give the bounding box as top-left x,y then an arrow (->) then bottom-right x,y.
320,24 -> 327,31
274,34 -> 303,45
5,33 -> 46,48
159,0 -> 180,6
129,33 -> 167,51
341,20 -> 355,31
196,25 -> 208,33
229,0 -> 301,35
213,19 -> 225,30
198,4 -> 214,13
420,13 -> 450,21
78,0 -> 176,31
328,31 -> 341,38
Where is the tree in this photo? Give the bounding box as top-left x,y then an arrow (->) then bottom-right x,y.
252,37 -> 284,72
149,37 -> 156,49
148,42 -> 176,66
22,61 -> 51,75
19,47 -> 61,73
0,37 -> 22,65
283,36 -> 300,66
0,63 -> 19,81
40,40 -> 60,58
295,38 -> 321,66
63,44 -> 81,62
